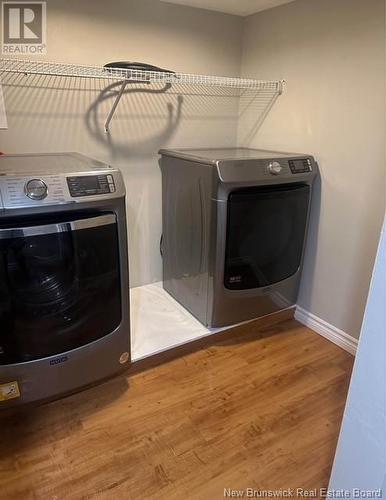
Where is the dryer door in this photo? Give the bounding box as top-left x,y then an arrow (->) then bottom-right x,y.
224,184 -> 310,290
0,213 -> 122,365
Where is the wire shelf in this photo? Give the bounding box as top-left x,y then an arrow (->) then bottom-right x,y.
0,58 -> 284,132
0,58 -> 283,91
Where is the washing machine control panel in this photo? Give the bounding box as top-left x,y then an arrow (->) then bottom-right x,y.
67,174 -> 116,197
25,178 -> 48,200
289,158 -> 312,174
0,154 -> 125,211
0,174 -> 67,208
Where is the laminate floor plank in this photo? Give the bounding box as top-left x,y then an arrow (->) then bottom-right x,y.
0,318 -> 354,500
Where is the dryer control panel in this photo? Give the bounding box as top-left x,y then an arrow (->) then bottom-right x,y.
289,158 -> 312,174
215,156 -> 316,184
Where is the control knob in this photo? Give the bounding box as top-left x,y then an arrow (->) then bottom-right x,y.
25,179 -> 48,200
268,161 -> 282,175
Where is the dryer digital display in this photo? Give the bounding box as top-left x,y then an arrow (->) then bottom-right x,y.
289,158 -> 312,173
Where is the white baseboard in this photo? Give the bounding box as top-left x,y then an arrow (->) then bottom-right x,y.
295,306 -> 358,355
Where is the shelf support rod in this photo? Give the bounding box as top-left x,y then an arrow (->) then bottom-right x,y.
104,80 -> 128,133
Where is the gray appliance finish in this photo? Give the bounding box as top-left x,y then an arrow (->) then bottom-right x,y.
0,153 -> 130,409
159,147 -> 318,328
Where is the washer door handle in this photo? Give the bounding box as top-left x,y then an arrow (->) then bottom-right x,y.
0,214 -> 116,239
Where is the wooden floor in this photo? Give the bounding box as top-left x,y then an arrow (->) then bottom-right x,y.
0,316 -> 354,500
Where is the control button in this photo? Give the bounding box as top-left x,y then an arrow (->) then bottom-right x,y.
109,184 -> 116,193
268,161 -> 282,175
107,175 -> 113,183
25,179 -> 48,200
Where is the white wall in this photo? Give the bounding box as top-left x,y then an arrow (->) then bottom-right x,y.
238,0 -> 385,339
329,219 -> 386,497
0,0 -> 244,287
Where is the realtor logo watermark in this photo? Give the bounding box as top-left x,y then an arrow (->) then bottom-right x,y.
2,1 -> 46,54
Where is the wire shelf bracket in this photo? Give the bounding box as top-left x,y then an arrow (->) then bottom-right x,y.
0,58 -> 285,133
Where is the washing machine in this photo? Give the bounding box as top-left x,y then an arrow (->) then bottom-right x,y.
0,153 -> 130,408
159,147 -> 318,327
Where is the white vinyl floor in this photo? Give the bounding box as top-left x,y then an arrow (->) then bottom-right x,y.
130,282 -> 227,361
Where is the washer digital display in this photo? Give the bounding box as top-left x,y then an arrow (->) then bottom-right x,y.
67,175 -> 115,197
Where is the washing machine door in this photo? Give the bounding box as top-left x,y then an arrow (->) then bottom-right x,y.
224,183 -> 310,290
0,213 -> 122,365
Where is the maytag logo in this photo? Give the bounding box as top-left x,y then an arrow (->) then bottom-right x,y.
2,1 -> 46,54
50,355 -> 68,366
